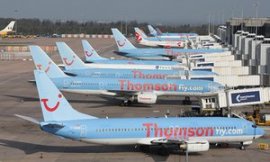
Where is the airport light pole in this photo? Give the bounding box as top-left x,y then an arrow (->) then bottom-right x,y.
241,7 -> 244,31
208,13 -> 211,35
125,19 -> 128,36
253,0 -> 260,85
225,85 -> 231,117
222,9 -> 224,25
14,9 -> 18,34
185,144 -> 189,162
253,0 -> 259,35
212,13 -> 215,35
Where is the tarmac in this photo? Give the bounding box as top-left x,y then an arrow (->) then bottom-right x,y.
0,37 -> 269,162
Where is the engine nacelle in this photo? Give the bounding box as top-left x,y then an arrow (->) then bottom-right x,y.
180,140 -> 209,152
137,92 -> 157,104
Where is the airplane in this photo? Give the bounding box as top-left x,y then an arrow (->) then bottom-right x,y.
81,39 -> 182,66
30,46 -> 224,105
112,28 -> 225,61
31,45 -> 217,82
140,27 -> 224,50
15,70 -> 265,155
147,25 -> 198,39
134,27 -> 186,48
0,21 -> 16,37
57,42 -> 184,70
136,27 -> 189,42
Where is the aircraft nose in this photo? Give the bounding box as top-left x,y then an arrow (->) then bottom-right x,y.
257,127 -> 265,137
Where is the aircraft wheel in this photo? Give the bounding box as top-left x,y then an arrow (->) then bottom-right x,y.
127,100 -> 132,106
240,145 -> 245,150
240,142 -> 245,150
120,102 -> 125,106
120,100 -> 131,106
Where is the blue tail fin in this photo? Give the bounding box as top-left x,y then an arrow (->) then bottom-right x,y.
34,70 -> 97,122
29,46 -> 66,78
81,40 -> 107,62
156,27 -> 163,35
147,25 -> 158,36
111,28 -> 136,50
56,42 -> 86,70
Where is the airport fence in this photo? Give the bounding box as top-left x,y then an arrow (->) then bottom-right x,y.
0,45 -> 57,61
0,52 -> 32,61
0,45 -> 57,53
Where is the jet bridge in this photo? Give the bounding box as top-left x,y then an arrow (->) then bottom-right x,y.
199,87 -> 270,112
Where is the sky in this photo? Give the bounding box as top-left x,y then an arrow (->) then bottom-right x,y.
0,0 -> 269,25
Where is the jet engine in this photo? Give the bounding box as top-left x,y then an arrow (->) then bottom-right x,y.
180,140 -> 209,152
137,92 -> 157,104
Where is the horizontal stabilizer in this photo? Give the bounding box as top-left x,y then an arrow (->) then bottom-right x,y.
28,80 -> 36,84
14,114 -> 40,124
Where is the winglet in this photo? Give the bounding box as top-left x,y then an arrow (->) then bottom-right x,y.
81,40 -> 107,62
34,70 -> 97,122
111,28 -> 136,50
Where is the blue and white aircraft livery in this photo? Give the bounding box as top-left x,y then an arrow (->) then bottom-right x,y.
112,28 -> 225,60
56,42 -> 182,70
30,46 -> 217,81
82,40 -> 181,66
29,46 -> 224,105
136,27 -> 191,42
16,70 -> 265,153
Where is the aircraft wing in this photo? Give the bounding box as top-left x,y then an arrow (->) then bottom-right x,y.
160,54 -> 177,60
108,90 -> 139,96
150,138 -> 188,144
148,138 -> 210,152
137,137 -> 209,148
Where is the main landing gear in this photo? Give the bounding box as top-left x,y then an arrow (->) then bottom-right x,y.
120,96 -> 135,106
139,145 -> 169,156
239,142 -> 245,150
120,100 -> 132,106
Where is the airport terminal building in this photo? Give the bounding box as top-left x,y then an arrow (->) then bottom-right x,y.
220,17 -> 270,45
217,18 -> 270,86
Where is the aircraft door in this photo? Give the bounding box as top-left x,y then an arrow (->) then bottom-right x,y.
63,79 -> 70,88
91,72 -> 101,78
115,72 -> 120,78
80,125 -> 87,138
99,82 -> 106,90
